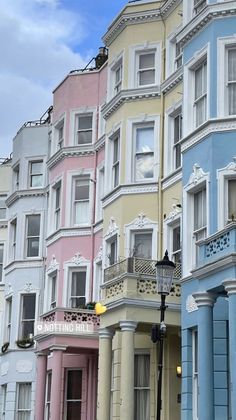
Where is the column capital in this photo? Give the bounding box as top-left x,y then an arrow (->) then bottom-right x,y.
35,350 -> 49,357
49,345 -> 67,352
192,291 -> 216,307
119,320 -> 137,332
222,279 -> 236,295
98,327 -> 114,339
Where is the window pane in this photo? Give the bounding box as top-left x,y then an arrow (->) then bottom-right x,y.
18,383 -> 31,410
27,215 -> 40,236
139,70 -> 155,86
229,85 -> 236,115
139,53 -> 155,69
31,162 -> 42,174
55,186 -> 61,209
134,355 -> 150,420
77,131 -> 92,144
75,201 -> 89,224
194,189 -> 206,230
134,233 -> 152,259
134,390 -> 150,420
110,240 -> 117,265
75,180 -> 89,200
67,402 -> 81,420
136,127 -> 154,152
22,295 -> 36,320
113,137 -> 119,163
228,49 -> 236,82
0,245 -> 3,282
228,179 -> 236,220
27,238 -> 39,257
71,272 -> 86,296
173,226 -> 181,252
47,373 -> 52,402
135,154 -> 154,180
78,115 -> 92,130
67,370 -> 82,400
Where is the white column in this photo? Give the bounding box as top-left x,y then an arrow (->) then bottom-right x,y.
120,320 -> 137,420
97,327 -> 114,420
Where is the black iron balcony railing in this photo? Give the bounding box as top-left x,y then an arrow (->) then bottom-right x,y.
104,257 -> 181,283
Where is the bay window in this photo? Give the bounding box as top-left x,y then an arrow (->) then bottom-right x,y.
134,124 -> 154,181
114,62 -> 122,95
29,161 -> 43,188
173,112 -> 182,170
50,274 -> 57,309
54,182 -> 61,230
227,48 -> 236,115
112,133 -> 120,188
0,195 -> 7,219
137,51 -> 155,86
193,187 -> 207,241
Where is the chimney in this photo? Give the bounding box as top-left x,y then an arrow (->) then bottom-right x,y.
95,47 -> 108,69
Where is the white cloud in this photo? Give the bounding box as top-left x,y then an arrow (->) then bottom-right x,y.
0,0 -> 89,157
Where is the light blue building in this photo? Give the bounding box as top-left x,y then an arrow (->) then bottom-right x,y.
180,1 -> 236,419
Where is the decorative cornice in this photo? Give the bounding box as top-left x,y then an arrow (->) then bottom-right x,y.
94,135 -> 105,152
181,118 -> 236,153
222,279 -> 236,296
6,188 -> 47,207
186,295 -> 198,313
162,169 -> 182,190
46,227 -> 91,246
125,213 -> 157,230
161,0 -> 182,18
104,217 -> 118,239
187,163 -> 207,187
161,67 -> 183,95
176,2 -> 236,48
192,291 -> 216,307
106,297 -> 181,312
165,204 -> 182,222
4,259 -> 44,274
47,255 -> 59,273
69,252 -> 89,266
102,86 -> 160,120
103,8 -> 162,47
192,253 -> 236,280
0,222 -> 7,228
47,145 -> 94,169
93,221 -> 103,234
103,183 -> 158,209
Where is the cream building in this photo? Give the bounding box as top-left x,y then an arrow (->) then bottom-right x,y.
97,1 -> 183,420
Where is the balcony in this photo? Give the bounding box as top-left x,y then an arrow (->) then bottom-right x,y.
197,222 -> 236,267
101,257 -> 181,305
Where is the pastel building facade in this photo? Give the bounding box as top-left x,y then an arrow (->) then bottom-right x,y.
0,116 -> 50,420
34,54 -> 108,420
97,2 -> 183,420
179,1 -> 236,419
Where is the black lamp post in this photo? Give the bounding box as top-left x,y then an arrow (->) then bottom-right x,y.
154,250 -> 175,420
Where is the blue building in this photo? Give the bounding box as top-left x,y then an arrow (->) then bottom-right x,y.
180,1 -> 236,419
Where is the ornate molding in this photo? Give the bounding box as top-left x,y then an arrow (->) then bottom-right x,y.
103,183 -> 158,209
161,67 -> 183,95
181,119 -> 236,153
125,213 -> 157,230
47,255 -> 59,273
6,188 -> 47,207
95,246 -> 103,262
222,279 -> 236,296
5,283 -> 13,296
186,295 -> 198,313
47,145 -> 95,169
69,252 -> 89,266
187,164 -> 207,187
165,204 -> 182,222
192,291 -> 216,307
162,169 -> 182,191
104,217 -> 118,239
46,228 -> 91,246
24,282 -> 33,293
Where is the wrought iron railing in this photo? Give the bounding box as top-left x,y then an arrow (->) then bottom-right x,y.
104,257 -> 181,282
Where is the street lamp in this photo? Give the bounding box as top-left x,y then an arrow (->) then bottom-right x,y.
154,250 -> 175,420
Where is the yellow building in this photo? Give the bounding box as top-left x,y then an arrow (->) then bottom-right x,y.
97,1 -> 183,419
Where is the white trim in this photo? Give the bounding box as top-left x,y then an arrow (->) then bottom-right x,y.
217,157 -> 236,229
23,212 -> 44,260
163,207 -> 182,264
164,101 -> 182,177
52,112 -> 66,153
48,176 -> 63,236
103,217 -> 120,268
26,156 -> 46,190
69,106 -> 97,146
124,214 -> 158,258
126,114 -> 160,183
182,164 -> 210,276
104,122 -> 122,194
183,43 -> 210,137
95,163 -> 105,222
63,254 -> 90,307
128,42 -> 161,89
15,289 -> 39,345
107,50 -> 124,101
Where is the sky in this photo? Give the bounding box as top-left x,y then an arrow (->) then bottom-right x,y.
0,0 -> 128,158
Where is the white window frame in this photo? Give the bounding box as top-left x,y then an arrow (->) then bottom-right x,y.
93,256 -> 102,302
28,160 -> 44,189
63,256 -> 90,307
5,296 -> 12,343
45,258 -> 59,312
70,107 -> 96,146
19,293 -> 36,339
164,102 -> 182,176
183,45 -> 210,137
105,124 -> 122,193
54,181 -> 61,231
13,162 -> 20,191
124,215 -> 158,259
183,0 -> 207,24
45,371 -> 52,420
95,164 -> 104,222
25,214 -> 41,258
16,383 -> 32,420
72,176 -> 90,227
218,36 -> 236,117
134,352 -> 151,420
126,115 -> 160,183
52,113 -> 66,154
183,166 -> 209,275
9,217 -> 17,261
65,169 -> 93,227
129,42 -> 161,89
103,218 -> 120,269
166,29 -> 183,78
217,159 -> 236,229
163,209 -> 182,267
69,269 -> 87,309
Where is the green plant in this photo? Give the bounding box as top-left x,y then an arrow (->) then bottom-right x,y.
16,337 -> 34,349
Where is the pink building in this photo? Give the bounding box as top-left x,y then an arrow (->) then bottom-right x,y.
35,50 -> 107,420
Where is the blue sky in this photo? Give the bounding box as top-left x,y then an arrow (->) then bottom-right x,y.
0,0 -> 128,158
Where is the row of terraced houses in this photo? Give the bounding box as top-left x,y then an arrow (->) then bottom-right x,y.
1,0 -> 236,419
